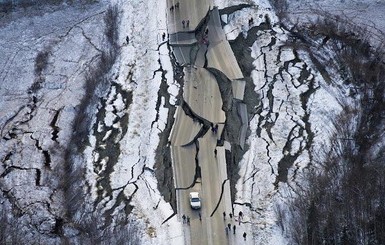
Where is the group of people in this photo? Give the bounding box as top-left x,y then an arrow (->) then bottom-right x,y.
182,19 -> 190,29
223,211 -> 247,240
248,17 -> 254,26
169,2 -> 179,11
169,2 -> 191,29
223,211 -> 243,222
181,211 -> 247,240
225,223 -> 236,235
182,214 -> 190,225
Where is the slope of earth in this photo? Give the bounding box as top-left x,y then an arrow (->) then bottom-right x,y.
0,1 -> 111,243
213,0 -> 385,244
0,0 -> 179,243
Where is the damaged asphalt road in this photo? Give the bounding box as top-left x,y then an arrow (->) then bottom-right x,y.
165,3 -> 251,244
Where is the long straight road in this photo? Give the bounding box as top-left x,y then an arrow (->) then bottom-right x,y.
167,1 -> 247,244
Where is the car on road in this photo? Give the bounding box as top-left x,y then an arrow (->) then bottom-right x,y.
189,192 -> 201,209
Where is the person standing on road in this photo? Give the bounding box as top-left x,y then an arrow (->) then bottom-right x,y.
182,214 -> 186,224
239,211 -> 243,225
223,211 -> 226,220
229,213 -> 233,219
186,20 -> 190,28
233,225 -> 236,234
182,20 -> 185,28
199,212 -> 202,221
243,232 -> 247,241
187,216 -> 190,225
212,124 -> 218,134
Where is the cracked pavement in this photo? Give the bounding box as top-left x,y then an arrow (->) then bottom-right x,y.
167,1 -> 249,244
0,0 -> 375,243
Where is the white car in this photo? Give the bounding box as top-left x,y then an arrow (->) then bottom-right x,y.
189,192 -> 201,209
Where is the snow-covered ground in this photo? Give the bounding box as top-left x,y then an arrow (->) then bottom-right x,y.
287,0 -> 385,42
84,0 -> 183,243
1,0 -> 384,244
0,2 -> 109,243
214,0 -> 384,244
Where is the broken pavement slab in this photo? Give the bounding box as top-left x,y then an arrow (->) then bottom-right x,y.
183,67 -> 226,124
193,44 -> 207,68
206,7 -> 244,81
171,144 -> 198,189
169,106 -> 203,146
232,79 -> 246,100
237,102 -> 248,150
172,46 -> 192,65
215,146 -> 232,214
169,32 -> 197,46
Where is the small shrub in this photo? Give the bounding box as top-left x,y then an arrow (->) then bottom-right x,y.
35,50 -> 50,75
104,5 -> 119,51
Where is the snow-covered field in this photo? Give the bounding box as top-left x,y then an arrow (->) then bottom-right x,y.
0,2 -> 109,243
287,0 -> 385,42
1,0 -> 185,242
1,0 -> 384,244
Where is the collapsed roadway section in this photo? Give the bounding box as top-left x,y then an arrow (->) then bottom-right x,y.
167,1 -> 248,244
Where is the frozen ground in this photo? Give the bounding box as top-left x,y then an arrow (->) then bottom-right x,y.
286,0 -> 385,42
0,1 -> 109,243
0,0 -> 179,243
0,0 -> 384,244
215,0 -> 385,244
